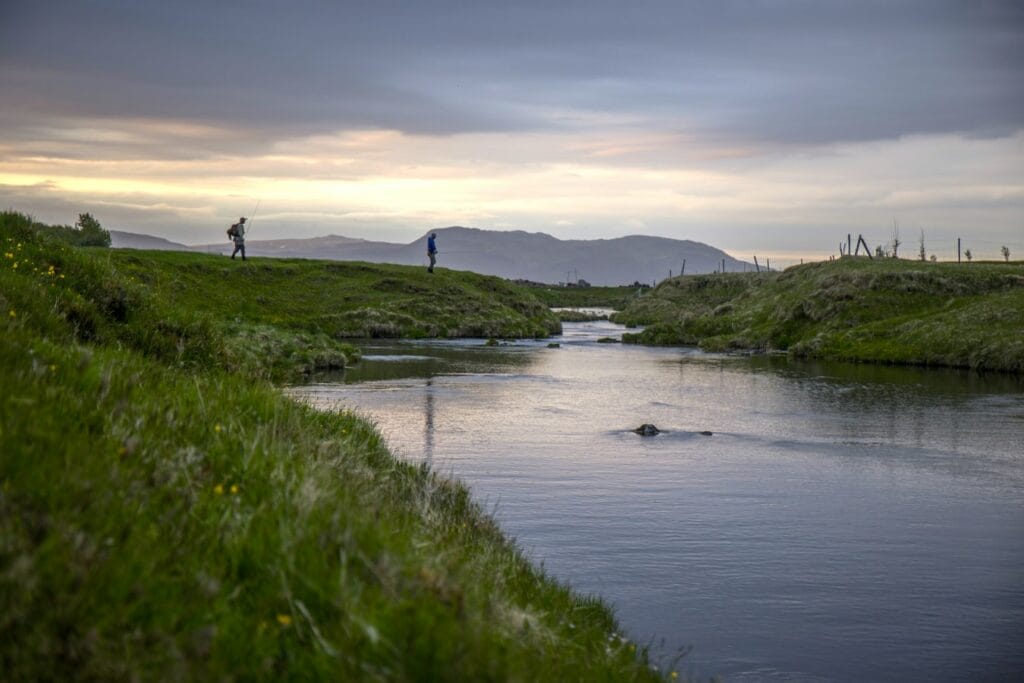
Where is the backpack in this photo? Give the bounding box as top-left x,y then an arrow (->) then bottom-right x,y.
227,223 -> 239,238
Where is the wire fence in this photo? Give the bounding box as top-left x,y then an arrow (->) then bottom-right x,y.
730,235 -> 1024,273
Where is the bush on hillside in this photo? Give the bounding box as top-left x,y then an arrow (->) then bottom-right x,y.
0,209 -> 111,247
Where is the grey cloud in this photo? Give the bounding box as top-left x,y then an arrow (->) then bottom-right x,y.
1,0 -> 1022,149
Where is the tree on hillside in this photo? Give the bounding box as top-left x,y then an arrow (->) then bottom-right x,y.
919,229 -> 927,262
1002,245 -> 1011,262
964,248 -> 973,262
75,213 -> 111,247
891,220 -> 901,258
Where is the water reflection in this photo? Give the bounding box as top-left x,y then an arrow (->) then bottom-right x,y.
289,324 -> 1024,681
424,379 -> 434,465
655,353 -> 1024,491
314,340 -> 543,385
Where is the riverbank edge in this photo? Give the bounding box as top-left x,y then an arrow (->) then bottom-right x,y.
612,259 -> 1024,374
0,216 -> 673,680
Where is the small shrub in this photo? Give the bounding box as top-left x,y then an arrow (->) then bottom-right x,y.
75,212 -> 112,247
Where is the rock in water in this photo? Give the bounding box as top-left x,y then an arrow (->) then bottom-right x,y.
633,424 -> 660,436
699,431 -> 713,436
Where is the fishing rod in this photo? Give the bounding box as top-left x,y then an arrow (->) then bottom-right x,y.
247,199 -> 261,236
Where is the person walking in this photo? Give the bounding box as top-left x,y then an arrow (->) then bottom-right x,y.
426,232 -> 438,273
228,217 -> 247,261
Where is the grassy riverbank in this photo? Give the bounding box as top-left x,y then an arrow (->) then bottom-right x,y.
528,283 -> 646,310
108,248 -> 560,341
1,213 -> 670,681
614,257 -> 1024,373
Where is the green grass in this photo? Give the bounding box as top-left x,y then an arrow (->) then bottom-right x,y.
527,284 -> 647,310
614,257 -> 1024,373
554,309 -> 610,322
1,212 -> 674,681
107,249 -> 560,341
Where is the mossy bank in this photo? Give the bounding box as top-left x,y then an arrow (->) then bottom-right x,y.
0,212 -> 670,681
614,257 -> 1024,373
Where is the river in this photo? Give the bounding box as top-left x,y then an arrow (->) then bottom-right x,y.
288,320 -> 1024,681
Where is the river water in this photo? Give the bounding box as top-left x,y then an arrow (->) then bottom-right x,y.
288,320 -> 1024,681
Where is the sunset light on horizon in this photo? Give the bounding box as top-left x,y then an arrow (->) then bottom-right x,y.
2,1 -> 1021,263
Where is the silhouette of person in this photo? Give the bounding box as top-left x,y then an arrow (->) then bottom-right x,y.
427,232 -> 437,272
229,217 -> 247,261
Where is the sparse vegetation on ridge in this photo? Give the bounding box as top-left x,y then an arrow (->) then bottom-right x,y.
614,257 -> 1024,373
0,212 -> 672,681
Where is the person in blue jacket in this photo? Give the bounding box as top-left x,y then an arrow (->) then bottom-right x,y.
427,232 -> 438,273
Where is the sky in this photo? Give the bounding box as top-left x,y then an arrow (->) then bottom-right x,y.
1,0 -> 1022,262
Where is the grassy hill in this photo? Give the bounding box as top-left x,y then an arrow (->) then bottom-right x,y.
0,212 -> 670,681
108,248 -> 559,340
72,247 -> 559,381
614,257 -> 1024,373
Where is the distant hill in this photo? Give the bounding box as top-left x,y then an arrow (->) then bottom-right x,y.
110,230 -> 190,251
193,226 -> 750,285
191,234 -> 399,258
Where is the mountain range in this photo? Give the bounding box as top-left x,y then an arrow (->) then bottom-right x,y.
112,226 -> 751,286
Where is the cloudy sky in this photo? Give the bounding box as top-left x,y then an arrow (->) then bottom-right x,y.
1,0 -> 1021,261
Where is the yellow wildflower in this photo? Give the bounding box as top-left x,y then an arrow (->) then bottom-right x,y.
671,673 -> 679,680
276,614 -> 292,627
8,310 -> 14,318
214,484 -> 224,495
214,423 -> 222,433
230,484 -> 239,495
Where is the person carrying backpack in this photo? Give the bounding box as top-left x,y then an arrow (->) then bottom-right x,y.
228,217 -> 247,261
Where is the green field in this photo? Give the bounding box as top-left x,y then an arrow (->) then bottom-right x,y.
108,249 -> 560,341
0,212 -> 673,681
614,257 -> 1024,373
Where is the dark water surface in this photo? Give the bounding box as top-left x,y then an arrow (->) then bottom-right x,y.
288,321 -> 1024,682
